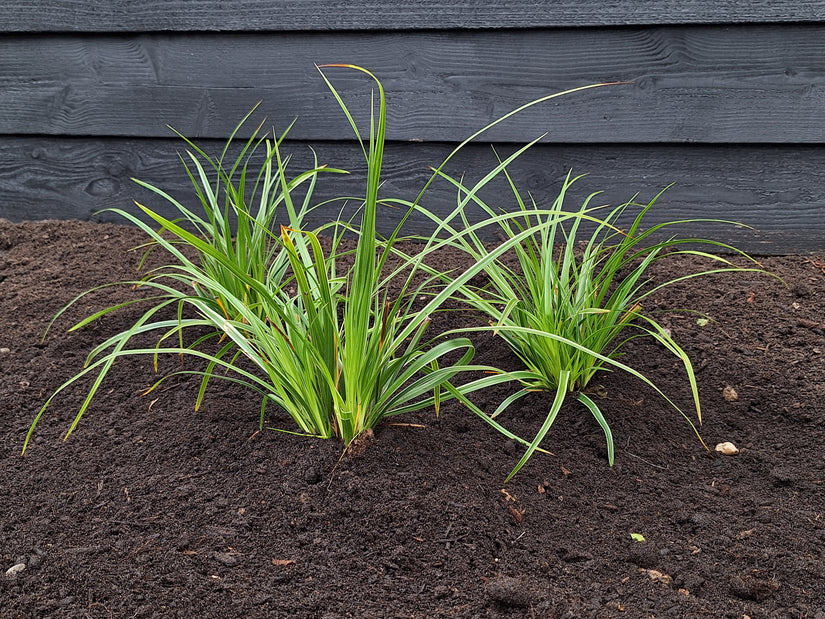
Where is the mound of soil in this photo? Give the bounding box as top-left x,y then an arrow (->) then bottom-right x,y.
1,219 -> 824,618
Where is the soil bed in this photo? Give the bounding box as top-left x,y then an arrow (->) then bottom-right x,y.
1,219 -> 824,618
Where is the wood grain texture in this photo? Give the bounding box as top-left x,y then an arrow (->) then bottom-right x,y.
1,137 -> 822,253
2,25 -> 825,143
4,0 -> 824,32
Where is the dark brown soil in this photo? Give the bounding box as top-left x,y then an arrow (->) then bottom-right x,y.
2,219 -> 824,618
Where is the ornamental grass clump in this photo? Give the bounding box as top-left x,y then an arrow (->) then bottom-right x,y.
170,65 -> 601,446
425,165 -> 769,480
29,65 -> 605,451
27,63 -> 755,482
210,64 -> 484,443
24,104 -> 345,451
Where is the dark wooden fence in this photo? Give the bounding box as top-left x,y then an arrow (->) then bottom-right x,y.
2,1 -> 824,253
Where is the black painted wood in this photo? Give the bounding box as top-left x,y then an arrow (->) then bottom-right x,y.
5,0 -> 824,32
3,5 -> 825,252
2,136 -> 822,253
3,26 -> 824,143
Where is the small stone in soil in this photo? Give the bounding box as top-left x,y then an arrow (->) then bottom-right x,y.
715,442 -> 739,455
5,563 -> 26,578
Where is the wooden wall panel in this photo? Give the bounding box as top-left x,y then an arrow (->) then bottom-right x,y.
3,4 -> 824,252
4,1 -> 821,32
1,137 -> 821,253
3,27 -> 824,143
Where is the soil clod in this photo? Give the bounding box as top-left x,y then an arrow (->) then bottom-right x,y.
485,575 -> 532,607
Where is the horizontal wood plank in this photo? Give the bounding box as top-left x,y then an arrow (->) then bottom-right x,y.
4,1 -> 822,32
1,136 -> 822,253
2,26 -> 825,143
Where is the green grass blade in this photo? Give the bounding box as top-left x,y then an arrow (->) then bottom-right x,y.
505,370 -> 571,482
577,392 -> 614,466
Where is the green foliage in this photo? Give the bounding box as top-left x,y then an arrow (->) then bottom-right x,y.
25,65 -> 767,485
203,64 -> 485,444
423,164 -> 769,480
28,66 -> 605,451
24,102 -> 346,451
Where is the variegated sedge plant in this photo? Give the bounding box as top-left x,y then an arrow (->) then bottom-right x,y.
23,102 -> 348,451
24,65 -> 617,453
414,160 -> 771,480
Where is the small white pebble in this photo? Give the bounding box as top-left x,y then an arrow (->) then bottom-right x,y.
5,563 -> 26,578
715,442 -> 739,455
0,347 -> 10,354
